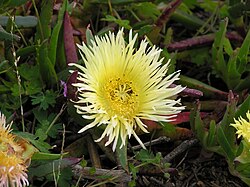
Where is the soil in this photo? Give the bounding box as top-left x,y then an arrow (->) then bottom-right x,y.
136,144 -> 248,187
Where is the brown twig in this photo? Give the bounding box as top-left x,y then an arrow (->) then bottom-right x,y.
87,134 -> 106,187
72,165 -> 131,183
87,134 -> 103,169
89,129 -> 116,163
163,139 -> 199,163
129,136 -> 171,151
150,177 -> 166,187
138,166 -> 168,176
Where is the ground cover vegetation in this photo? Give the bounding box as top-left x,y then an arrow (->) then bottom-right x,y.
0,0 -> 250,186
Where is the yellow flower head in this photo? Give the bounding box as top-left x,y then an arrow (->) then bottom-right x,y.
0,113 -> 29,187
0,151 -> 29,187
231,111 -> 250,143
0,113 -> 22,154
70,29 -> 185,151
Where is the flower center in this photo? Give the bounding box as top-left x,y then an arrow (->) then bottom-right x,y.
0,152 -> 25,174
102,77 -> 139,119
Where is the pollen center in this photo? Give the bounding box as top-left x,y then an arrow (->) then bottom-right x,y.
0,152 -> 25,173
102,77 -> 139,119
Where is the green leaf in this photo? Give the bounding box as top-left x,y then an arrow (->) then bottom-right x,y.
80,159 -> 88,167
217,125 -> 235,161
89,167 -> 96,175
132,2 -> 160,20
235,141 -> 250,165
10,84 -> 25,97
47,123 -> 62,138
102,15 -> 132,29
171,9 -> 205,30
183,0 -> 196,9
16,45 -> 37,58
161,122 -> 176,134
200,0 -> 228,17
56,30 -> 67,71
136,25 -> 154,37
228,1 -> 248,18
28,158 -> 80,178
211,18 -> 228,79
0,60 -> 9,74
223,38 -> 233,55
58,167 -> 73,187
0,0 -> 28,13
18,64 -> 43,95
136,149 -> 161,165
237,29 -> 250,74
219,92 -> 237,148
236,162 -> 250,177
49,23 -> 63,66
5,0 -> 28,7
207,120 -> 216,147
179,75 -> 228,99
194,109 -> 207,147
235,95 -> 250,119
190,103 -> 221,153
86,27 -> 95,47
136,149 -> 150,161
189,47 -> 211,66
235,76 -> 250,91
33,108 -> 48,123
35,128 -> 48,141
33,108 -> 62,139
31,90 -> 57,110
0,25 -> 20,41
116,136 -> 128,171
0,16 -> 37,28
14,132 -> 51,152
236,141 -> 244,157
238,176 -> 250,187
91,0 -> 139,5
49,0 -> 68,66
23,80 -> 43,95
32,152 -> 68,160
129,163 -> 138,187
226,49 -> 241,89
35,0 -> 53,41
36,42 -> 58,87
0,85 -> 9,93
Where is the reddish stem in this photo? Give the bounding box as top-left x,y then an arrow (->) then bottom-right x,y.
166,32 -> 243,52
155,0 -> 183,28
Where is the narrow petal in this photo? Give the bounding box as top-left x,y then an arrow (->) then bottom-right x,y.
71,28 -> 185,151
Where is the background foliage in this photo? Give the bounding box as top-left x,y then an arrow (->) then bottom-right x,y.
0,0 -> 250,186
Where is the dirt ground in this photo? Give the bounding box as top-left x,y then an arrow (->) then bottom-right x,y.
136,142 -> 247,187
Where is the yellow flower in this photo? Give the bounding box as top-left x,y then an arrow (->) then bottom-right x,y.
231,111 -> 250,143
70,29 -> 185,151
0,114 -> 22,154
0,113 -> 29,187
0,151 -> 29,187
